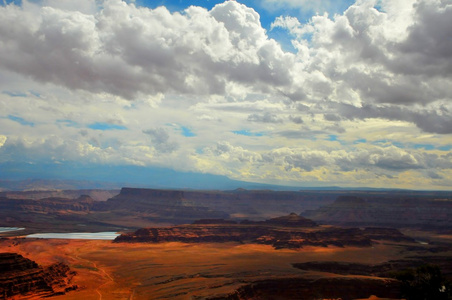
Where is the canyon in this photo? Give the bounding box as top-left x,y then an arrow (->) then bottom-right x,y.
303,195 -> 452,229
0,187 -> 451,299
1,188 -> 451,235
114,214 -> 416,250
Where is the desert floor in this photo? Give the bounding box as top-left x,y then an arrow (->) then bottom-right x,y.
0,236 -> 428,300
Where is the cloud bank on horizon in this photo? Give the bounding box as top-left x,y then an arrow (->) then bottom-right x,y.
0,0 -> 451,190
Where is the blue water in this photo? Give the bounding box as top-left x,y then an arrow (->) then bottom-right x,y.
26,232 -> 120,240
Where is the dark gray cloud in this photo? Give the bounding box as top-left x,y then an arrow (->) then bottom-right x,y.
143,128 -> 178,153
273,0 -> 452,134
289,115 -> 304,124
395,1 -> 452,77
276,129 -> 324,139
1,0 -> 451,135
323,113 -> 341,122
309,102 -> 452,134
427,171 -> 443,180
323,124 -> 345,134
247,112 -> 284,123
259,145 -> 452,173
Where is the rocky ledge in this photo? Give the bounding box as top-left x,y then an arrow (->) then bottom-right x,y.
303,195 -> 452,229
0,253 -> 77,299
113,214 -> 413,249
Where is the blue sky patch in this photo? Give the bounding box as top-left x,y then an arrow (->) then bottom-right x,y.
373,140 -> 405,148
325,134 -> 347,145
29,90 -> 41,98
327,134 -> 338,141
3,91 -> 27,97
373,0 -> 384,12
180,126 -> 196,137
7,115 -> 34,127
134,0 -> 356,31
413,144 -> 435,150
267,26 -> 298,53
88,122 -> 127,131
1,0 -> 22,7
137,0 -> 225,11
437,145 -> 452,151
353,138 -> 367,144
232,130 -> 264,137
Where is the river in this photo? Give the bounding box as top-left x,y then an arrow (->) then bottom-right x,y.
26,232 -> 120,240
0,227 -> 25,233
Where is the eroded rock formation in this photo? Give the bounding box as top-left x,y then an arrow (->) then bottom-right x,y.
240,212 -> 318,227
2,188 -> 451,234
303,195 -> 452,229
0,253 -> 77,299
114,214 -> 377,249
0,195 -> 95,213
96,188 -> 230,222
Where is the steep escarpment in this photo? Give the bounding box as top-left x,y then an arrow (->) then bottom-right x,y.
3,188 -> 450,234
0,189 -> 119,202
94,187 -> 349,224
0,188 -> 339,223
303,195 -> 452,229
0,195 -> 95,213
97,188 -> 229,222
0,188 -> 231,231
241,212 -> 318,227
103,188 -> 452,225
182,189 -> 338,218
0,195 -> 99,233
114,214 -> 379,249
0,253 -> 76,299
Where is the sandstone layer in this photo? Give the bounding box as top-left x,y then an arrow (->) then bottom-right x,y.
303,195 -> 452,229
0,253 -> 77,299
2,188 -> 451,234
114,214 -> 413,249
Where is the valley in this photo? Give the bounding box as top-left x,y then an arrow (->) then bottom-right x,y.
3,236 -> 444,300
0,187 -> 451,299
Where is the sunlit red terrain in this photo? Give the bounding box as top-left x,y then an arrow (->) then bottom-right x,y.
1,228 -> 451,299
1,188 -> 452,299
0,238 -> 413,299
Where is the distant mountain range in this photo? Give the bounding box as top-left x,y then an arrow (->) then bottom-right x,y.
0,162 -> 296,191
0,162 -> 448,192
0,177 -> 432,193
0,179 -> 121,191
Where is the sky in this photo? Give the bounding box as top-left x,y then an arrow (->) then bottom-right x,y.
0,0 -> 451,190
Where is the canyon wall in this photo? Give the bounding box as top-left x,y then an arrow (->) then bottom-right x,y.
0,253 -> 76,299
303,195 -> 452,229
